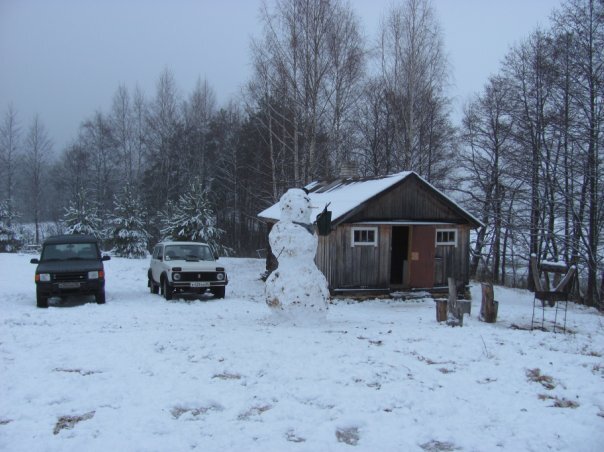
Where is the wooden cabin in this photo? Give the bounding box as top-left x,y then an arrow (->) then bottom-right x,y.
258,172 -> 483,295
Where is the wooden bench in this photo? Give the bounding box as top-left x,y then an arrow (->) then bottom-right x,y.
530,254 -> 576,333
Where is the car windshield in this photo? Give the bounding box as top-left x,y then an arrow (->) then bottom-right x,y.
41,243 -> 99,261
164,244 -> 213,261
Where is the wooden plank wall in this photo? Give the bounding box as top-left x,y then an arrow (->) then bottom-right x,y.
317,224 -> 471,290
313,174 -> 476,290
434,225 -> 471,286
316,224 -> 391,289
348,177 -> 463,223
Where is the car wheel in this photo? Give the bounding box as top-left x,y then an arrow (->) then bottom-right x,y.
149,275 -> 159,294
162,278 -> 173,301
212,286 -> 225,299
96,290 -> 106,304
36,289 -> 48,308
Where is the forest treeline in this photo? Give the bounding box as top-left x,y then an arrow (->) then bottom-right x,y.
0,0 -> 602,307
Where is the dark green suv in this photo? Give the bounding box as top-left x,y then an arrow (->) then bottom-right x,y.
30,235 -> 111,308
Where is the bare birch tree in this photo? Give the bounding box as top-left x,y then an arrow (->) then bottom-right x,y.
132,86 -> 148,185
24,114 -> 52,243
0,104 -> 20,223
459,76 -> 516,283
553,0 -> 603,307
110,85 -> 135,185
80,111 -> 117,215
183,77 -> 215,187
144,68 -> 183,210
250,0 -> 363,186
378,0 -> 454,184
325,0 -> 365,173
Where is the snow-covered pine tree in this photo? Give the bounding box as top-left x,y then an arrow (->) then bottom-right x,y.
109,185 -> 150,258
0,199 -> 21,252
63,190 -> 103,239
160,179 -> 232,256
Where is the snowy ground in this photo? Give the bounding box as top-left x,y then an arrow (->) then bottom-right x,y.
1,253 -> 603,451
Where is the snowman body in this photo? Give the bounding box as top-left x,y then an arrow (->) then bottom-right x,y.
265,189 -> 329,320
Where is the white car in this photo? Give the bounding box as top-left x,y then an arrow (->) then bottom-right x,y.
148,241 -> 228,300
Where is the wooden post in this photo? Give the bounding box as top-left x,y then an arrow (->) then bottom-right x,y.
436,299 -> 447,322
447,277 -> 463,326
600,271 -> 604,306
480,282 -> 498,323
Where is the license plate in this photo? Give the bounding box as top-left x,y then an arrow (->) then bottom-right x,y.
190,282 -> 210,288
59,282 -> 81,289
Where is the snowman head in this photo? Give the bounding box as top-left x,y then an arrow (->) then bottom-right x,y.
280,188 -> 312,223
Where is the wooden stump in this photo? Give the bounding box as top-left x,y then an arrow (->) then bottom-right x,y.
436,300 -> 447,322
460,300 -> 471,316
480,282 -> 498,323
447,277 -> 463,326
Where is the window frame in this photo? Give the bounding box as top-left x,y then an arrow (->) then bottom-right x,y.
435,229 -> 457,247
351,226 -> 378,247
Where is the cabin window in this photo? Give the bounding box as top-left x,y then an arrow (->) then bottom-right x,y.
436,229 -> 457,246
351,227 -> 378,247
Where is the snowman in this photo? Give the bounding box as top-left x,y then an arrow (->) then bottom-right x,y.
265,188 -> 329,321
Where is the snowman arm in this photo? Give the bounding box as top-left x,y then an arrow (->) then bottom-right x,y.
292,221 -> 315,235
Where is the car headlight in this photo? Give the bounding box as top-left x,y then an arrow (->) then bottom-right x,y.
216,272 -> 225,281
88,271 -> 99,279
37,273 -> 51,282
173,272 -> 181,281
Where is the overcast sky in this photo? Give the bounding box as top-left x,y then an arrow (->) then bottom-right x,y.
0,0 -> 564,153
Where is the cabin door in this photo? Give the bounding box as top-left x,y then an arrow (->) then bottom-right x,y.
435,245 -> 455,286
390,226 -> 409,287
408,226 -> 436,288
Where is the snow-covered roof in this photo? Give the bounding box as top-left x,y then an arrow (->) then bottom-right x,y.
258,171 -> 482,227
258,172 -> 411,223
